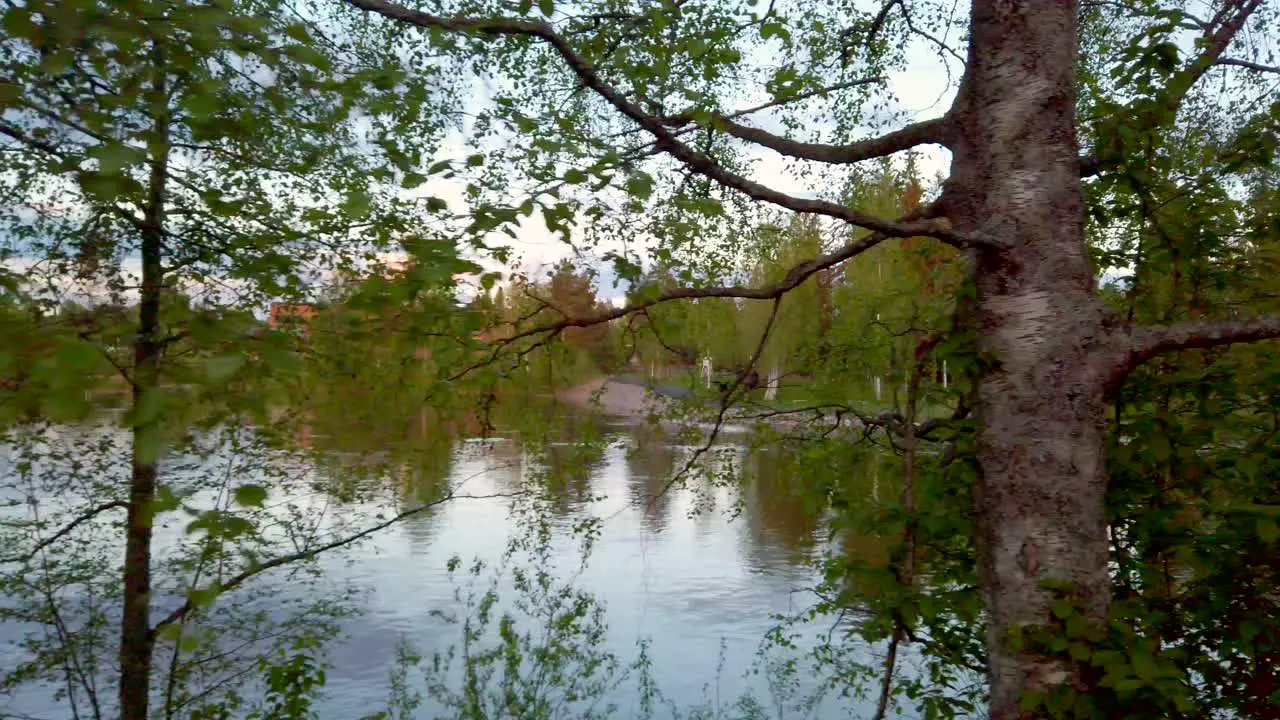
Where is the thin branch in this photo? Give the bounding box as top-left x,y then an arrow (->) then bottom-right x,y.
3,501 -> 128,565
1081,0 -> 1264,177
640,297 -> 783,514
343,0 -> 986,247
0,120 -> 63,156
874,337 -> 931,720
25,498 -> 105,720
471,204 -> 947,360
713,77 -> 887,121
654,78 -> 950,164
1214,56 -> 1280,74
149,489 -> 526,633
1118,313 -> 1280,378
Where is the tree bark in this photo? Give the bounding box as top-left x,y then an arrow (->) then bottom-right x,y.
119,43 -> 169,720
947,2 -> 1113,716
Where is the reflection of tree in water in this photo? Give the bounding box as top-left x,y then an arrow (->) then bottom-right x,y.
829,448 -> 901,604
298,403 -> 465,549
519,408 -> 610,519
395,431 -> 455,504
623,421 -> 678,533
739,445 -> 825,568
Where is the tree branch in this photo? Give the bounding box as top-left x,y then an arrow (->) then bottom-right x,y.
0,120 -> 63,157
1214,56 -> 1280,74
457,202 -> 949,386
149,487 -> 526,634
706,76 -> 886,121
343,0 -> 986,247
654,78 -> 950,163
690,115 -> 950,164
640,297 -> 782,513
1120,313 -> 1280,375
1080,0 -> 1264,178
487,223 -> 898,345
3,501 -> 128,565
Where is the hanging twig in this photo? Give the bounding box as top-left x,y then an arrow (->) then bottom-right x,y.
874,334 -> 933,720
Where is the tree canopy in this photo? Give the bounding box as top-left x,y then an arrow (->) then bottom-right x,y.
2,0 -> 1279,718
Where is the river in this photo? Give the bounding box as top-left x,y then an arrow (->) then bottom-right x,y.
0,404 -> 905,719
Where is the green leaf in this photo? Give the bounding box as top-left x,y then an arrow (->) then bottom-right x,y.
2,7 -> 34,38
233,484 -> 268,508
284,22 -> 311,43
563,168 -> 587,184
760,20 -> 791,45
1068,642 -> 1092,662
181,85 -> 222,122
283,44 -> 331,71
1130,649 -> 1158,681
188,585 -> 221,610
1051,599 -> 1075,619
94,143 -> 146,175
204,354 -> 244,384
0,82 -> 19,108
537,0 -> 554,17
342,190 -> 372,219
625,171 -> 654,200
154,485 -> 182,514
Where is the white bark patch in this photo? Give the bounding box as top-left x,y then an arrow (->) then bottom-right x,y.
1004,169 -> 1044,214
988,290 -> 1055,371
989,76 -> 1053,143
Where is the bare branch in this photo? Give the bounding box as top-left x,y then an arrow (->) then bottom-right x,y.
688,115 -> 950,165
488,223 -> 896,345
1163,0 -> 1264,103
454,202 -> 958,388
1120,313 -> 1280,375
1214,57 -> 1280,74
149,487 -> 526,634
0,120 -> 63,156
2,501 -> 128,566
642,297 -> 782,512
710,77 -> 887,121
653,78 -> 950,165
343,0 -> 985,246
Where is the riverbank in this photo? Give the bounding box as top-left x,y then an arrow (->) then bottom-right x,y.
553,376 -> 674,417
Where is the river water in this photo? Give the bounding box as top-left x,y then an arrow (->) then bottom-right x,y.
0,407 -> 900,719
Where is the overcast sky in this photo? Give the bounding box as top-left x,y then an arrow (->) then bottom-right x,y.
5,1 -> 965,309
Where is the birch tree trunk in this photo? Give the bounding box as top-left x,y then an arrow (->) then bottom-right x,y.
948,3 -> 1113,715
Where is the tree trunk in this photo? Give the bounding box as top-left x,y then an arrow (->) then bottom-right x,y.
119,44 -> 169,720
948,2 -> 1112,716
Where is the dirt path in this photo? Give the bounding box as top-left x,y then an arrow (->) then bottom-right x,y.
554,377 -> 674,417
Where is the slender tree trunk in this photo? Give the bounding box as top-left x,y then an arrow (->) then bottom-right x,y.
119,44 -> 169,720
948,2 -> 1113,716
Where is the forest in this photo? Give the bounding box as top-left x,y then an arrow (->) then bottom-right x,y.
1,0 -> 1278,719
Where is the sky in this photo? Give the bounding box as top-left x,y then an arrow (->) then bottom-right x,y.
3,0 -> 965,310
433,15 -> 965,303
5,1 -> 1249,310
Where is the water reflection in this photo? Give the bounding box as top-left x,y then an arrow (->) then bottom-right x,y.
741,447 -> 825,567
0,402 -> 887,719
622,420 -> 679,533
293,401 -> 859,717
